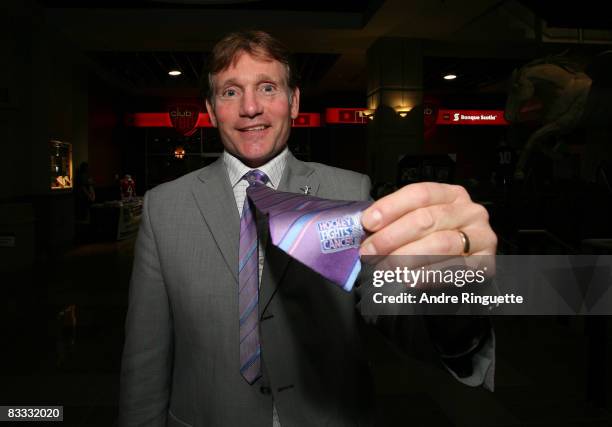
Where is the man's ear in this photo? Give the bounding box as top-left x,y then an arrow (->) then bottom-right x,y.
290,87 -> 300,120
205,99 -> 218,127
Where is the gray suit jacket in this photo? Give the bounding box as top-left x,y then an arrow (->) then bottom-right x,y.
119,153 -> 377,427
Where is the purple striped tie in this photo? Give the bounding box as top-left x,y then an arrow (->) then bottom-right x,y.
239,169 -> 268,384
246,182 -> 371,291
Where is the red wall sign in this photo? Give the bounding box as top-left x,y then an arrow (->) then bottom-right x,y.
325,108 -> 369,124
292,113 -> 321,127
125,113 -> 214,128
126,108 -> 508,129
436,109 -> 508,126
168,104 -> 201,136
126,112 -> 321,128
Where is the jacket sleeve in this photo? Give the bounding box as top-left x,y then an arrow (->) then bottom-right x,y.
119,191 -> 174,426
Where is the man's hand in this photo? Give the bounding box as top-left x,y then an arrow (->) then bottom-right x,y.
359,182 -> 497,256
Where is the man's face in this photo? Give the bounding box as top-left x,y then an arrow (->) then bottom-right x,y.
206,52 -> 300,167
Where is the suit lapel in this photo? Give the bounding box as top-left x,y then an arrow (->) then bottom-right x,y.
277,152 -> 320,195
260,152 -> 319,314
192,157 -> 240,283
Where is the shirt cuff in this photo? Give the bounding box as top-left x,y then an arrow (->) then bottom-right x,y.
441,329 -> 496,391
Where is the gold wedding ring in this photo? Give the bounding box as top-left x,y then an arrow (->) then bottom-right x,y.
458,230 -> 470,255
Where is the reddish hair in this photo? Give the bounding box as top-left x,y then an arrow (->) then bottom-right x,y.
205,30 -> 297,101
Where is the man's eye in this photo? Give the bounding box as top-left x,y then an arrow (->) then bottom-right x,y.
260,84 -> 276,94
222,88 -> 238,97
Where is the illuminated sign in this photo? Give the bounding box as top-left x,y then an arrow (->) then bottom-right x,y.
126,113 -> 320,128
126,108 -> 508,128
168,104 -> 201,136
325,108 -> 369,124
125,113 -> 213,128
436,110 -> 508,126
292,113 -> 321,127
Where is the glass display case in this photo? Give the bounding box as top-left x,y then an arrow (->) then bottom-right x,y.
49,140 -> 73,190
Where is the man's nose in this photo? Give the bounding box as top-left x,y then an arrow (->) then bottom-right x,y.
239,88 -> 263,118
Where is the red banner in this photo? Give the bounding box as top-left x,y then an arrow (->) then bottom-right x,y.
126,113 -> 320,128
292,113 -> 321,127
325,108 -> 369,124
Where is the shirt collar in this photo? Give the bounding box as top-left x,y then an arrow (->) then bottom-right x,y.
223,147 -> 289,189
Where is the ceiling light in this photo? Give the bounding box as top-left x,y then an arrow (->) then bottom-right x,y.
394,106 -> 412,117
443,74 -> 457,80
168,70 -> 182,76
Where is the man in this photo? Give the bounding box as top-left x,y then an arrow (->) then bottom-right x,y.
119,30 -> 496,427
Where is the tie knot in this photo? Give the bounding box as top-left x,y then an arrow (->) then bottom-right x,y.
244,169 -> 268,186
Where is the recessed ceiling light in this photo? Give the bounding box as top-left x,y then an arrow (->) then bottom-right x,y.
168,70 -> 182,76
443,74 -> 457,80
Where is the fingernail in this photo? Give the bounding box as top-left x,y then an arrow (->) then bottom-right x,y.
362,209 -> 382,230
360,241 -> 377,256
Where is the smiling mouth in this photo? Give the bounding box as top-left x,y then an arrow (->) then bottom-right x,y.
238,125 -> 271,132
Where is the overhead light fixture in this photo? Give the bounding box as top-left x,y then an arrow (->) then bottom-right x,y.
168,70 -> 182,76
394,106 -> 412,117
443,74 -> 457,80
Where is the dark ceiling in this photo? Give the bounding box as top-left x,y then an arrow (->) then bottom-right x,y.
519,0 -> 612,29
423,57 -> 524,94
35,0 -> 612,106
88,51 -> 339,93
38,0 -> 384,24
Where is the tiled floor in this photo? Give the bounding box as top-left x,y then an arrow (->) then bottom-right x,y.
1,238 -> 612,426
